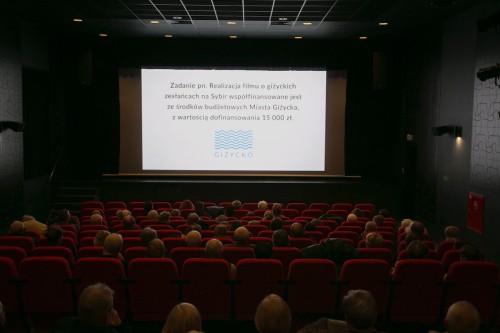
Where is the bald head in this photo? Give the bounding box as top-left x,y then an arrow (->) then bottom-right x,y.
90,214 -> 103,225
290,222 -> 305,237
445,301 -> 480,333
187,213 -> 200,225
347,214 -> 358,221
103,233 -> 123,256
185,230 -> 202,247
205,239 -> 223,258
122,215 -> 136,229
140,227 -> 158,246
365,232 -> 383,248
214,224 -> 228,237
10,221 -> 25,236
146,239 -> 165,258
94,230 -> 110,246
233,227 -> 250,246
364,221 -> 377,233
343,289 -> 378,330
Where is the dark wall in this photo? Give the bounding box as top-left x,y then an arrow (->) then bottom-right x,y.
0,9 -> 23,225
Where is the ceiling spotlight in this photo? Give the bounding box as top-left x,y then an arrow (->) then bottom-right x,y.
73,18 -> 83,22
165,34 -> 173,38
173,16 -> 182,20
294,36 -> 303,39
150,20 -> 160,24
359,36 -> 368,40
229,35 -> 238,39
279,17 -> 288,21
303,22 -> 312,26
99,33 -> 108,37
378,22 -> 389,26
227,21 -> 236,25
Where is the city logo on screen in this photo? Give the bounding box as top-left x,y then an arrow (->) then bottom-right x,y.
214,130 -> 254,159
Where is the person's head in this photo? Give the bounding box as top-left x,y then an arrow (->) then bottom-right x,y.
171,209 -> 181,217
21,215 -> 35,222
187,213 -> 200,225
215,215 -> 228,224
180,200 -> 194,210
342,289 -> 378,330
379,209 -> 391,217
290,222 -> 305,237
232,200 -> 242,210
365,232 -> 383,248
103,233 -> 123,256
409,221 -> 425,235
304,222 -> 317,231
185,230 -> 202,247
233,226 -> 250,246
263,210 -> 273,220
270,218 -> 283,231
254,242 -> 272,259
214,224 -> 228,237
94,230 -> 110,246
90,214 -> 103,225
9,221 -> 25,235
92,209 -> 100,215
116,210 -> 124,219
194,201 -> 205,214
78,283 -> 116,326
310,218 -> 322,226
407,240 -> 429,259
46,225 -> 63,245
225,205 -> 235,217
444,225 -> 461,240
347,213 -> 358,221
205,238 -> 223,258
272,203 -> 282,217
159,211 -> 171,223
373,215 -> 384,226
248,220 -> 261,225
229,220 -> 243,231
364,221 -> 377,233
162,303 -> 202,333
445,301 -> 480,333
460,243 -> 481,261
147,209 -> 159,221
146,239 -> 166,258
351,208 -> 365,217
122,215 -> 136,229
58,209 -> 71,223
257,201 -> 268,210
140,227 -> 158,246
401,218 -> 413,228
255,294 -> 291,333
272,229 -> 290,247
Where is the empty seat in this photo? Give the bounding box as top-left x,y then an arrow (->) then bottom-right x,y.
281,209 -> 300,219
128,258 -> 180,321
289,237 -> 315,249
271,247 -> 301,275
77,246 -> 104,258
182,258 -> 232,320
339,259 -> 391,316
163,237 -> 187,255
0,257 -> 20,315
331,203 -> 353,212
356,248 -> 394,265
0,236 -> 35,254
301,209 -> 324,218
441,249 -> 461,272
234,259 -> 284,320
153,202 -> 172,210
354,203 -> 376,214
31,246 -> 75,267
287,259 -> 337,316
222,247 -> 255,265
124,246 -> 147,262
309,203 -> 330,213
169,247 -> 205,272
444,261 -> 499,324
286,203 -> 307,214
0,245 -> 27,267
436,239 -> 457,258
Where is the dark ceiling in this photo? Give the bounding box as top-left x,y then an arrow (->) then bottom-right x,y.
8,0 -> 485,39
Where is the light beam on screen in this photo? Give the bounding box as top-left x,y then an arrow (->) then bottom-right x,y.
141,69 -> 327,172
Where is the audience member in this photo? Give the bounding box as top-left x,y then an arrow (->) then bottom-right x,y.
9,221 -> 25,236
444,226 -> 461,241
179,200 -> 194,210
94,230 -> 110,246
146,209 -> 158,221
90,214 -> 103,225
185,230 -> 202,247
405,221 -> 425,244
143,201 -> 154,215
351,208 -> 365,218
300,238 -> 358,269
298,289 -> 380,333
52,209 -> 79,227
214,224 -> 228,237
272,203 -> 284,219
255,294 -> 291,333
146,239 -> 165,258
122,215 -> 140,230
304,222 -> 317,231
103,233 -> 124,261
53,282 -> 131,333
205,238 -> 236,277
21,215 -> 47,235
401,218 -> 413,228
270,218 -> 284,231
290,222 -> 307,238
194,201 -> 210,218
263,210 -> 273,220
365,232 -> 384,248
139,227 -> 157,246
272,229 -> 290,247
363,221 -> 377,238
229,220 -> 243,231
161,303 -> 201,333
347,214 -> 358,221
232,200 -> 242,210
158,211 -> 171,224
215,215 -> 228,224
460,243 -> 481,261
444,301 -> 480,333
379,209 -> 391,218
406,240 -> 429,259
46,225 -> 63,245
373,215 -> 385,227
257,200 -> 268,211
170,209 -> 181,217
227,226 -> 252,247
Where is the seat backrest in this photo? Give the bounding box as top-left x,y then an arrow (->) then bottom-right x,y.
235,259 -> 284,320
331,203 -> 353,212
339,259 -> 391,315
271,247 -> 301,275
163,237 -> 187,255
74,257 -> 126,316
301,209 -> 324,218
118,229 -> 142,238
249,237 -> 273,246
335,226 -> 363,234
128,258 -> 179,321
305,231 -> 324,243
169,247 -> 205,272
124,246 -> 147,262
0,236 -> 35,254
122,237 -> 143,252
286,203 -> 307,214
390,259 -> 444,323
244,224 -> 268,236
287,259 -> 337,315
354,203 -> 376,214
309,203 -> 330,213
222,247 -> 255,264
441,249 -> 461,272
445,261 -> 500,324
436,239 -> 456,258
281,209 -> 300,219
0,245 -> 27,267
77,246 -> 104,258
327,231 -> 360,244
19,257 -> 73,313
181,258 -> 232,320
289,237 -> 315,249
356,247 -> 394,266
153,201 -> 172,209
0,257 -> 20,313
31,246 -> 75,266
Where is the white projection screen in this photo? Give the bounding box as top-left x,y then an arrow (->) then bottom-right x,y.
119,68 -> 346,176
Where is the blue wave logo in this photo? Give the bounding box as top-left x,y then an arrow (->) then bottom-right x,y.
215,130 -> 253,150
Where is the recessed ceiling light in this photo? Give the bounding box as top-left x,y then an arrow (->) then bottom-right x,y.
378,22 -> 389,26
173,16 -> 182,20
99,33 -> 108,37
150,20 -> 160,24
227,21 -> 236,25
303,22 -> 312,26
73,18 -> 83,22
294,36 -> 303,39
165,34 -> 173,38
229,35 -> 238,39
359,36 -> 368,40
279,18 -> 288,21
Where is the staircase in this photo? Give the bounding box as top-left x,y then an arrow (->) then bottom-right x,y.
48,180 -> 100,221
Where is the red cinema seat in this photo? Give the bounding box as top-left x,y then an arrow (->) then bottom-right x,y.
169,247 -> 205,272
0,236 -> 35,254
222,247 -> 255,265
0,246 -> 27,268
271,247 -> 301,276
0,257 -> 20,315
309,203 -> 330,213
